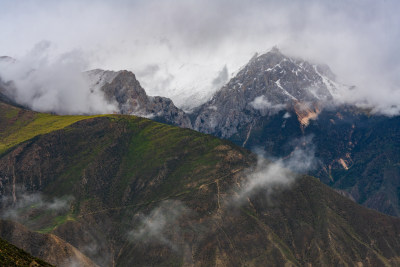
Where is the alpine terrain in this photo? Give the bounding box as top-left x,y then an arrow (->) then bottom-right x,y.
1,98 -> 400,266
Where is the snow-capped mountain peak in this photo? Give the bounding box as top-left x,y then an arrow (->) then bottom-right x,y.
193,48 -> 347,137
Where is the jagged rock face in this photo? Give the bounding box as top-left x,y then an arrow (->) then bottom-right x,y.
101,70 -> 150,113
194,48 -> 340,138
86,70 -> 192,128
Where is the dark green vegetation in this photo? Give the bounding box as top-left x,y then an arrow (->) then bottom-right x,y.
1,100 -> 400,266
0,237 -> 53,267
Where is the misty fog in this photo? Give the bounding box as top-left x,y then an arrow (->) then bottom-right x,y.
1,0 -> 399,114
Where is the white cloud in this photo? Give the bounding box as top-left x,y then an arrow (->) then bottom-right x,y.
250,95 -> 286,114
236,136 -> 316,202
0,42 -> 117,115
0,185 -> 73,223
129,200 -> 189,251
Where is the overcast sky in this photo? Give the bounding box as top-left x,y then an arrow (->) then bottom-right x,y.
1,0 -> 400,114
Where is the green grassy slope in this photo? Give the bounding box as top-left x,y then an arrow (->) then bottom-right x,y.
1,100 -> 400,266
0,102 -> 101,155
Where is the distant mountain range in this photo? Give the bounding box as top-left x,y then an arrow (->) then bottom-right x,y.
1,48 -> 399,218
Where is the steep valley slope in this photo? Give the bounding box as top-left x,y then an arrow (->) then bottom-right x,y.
1,100 -> 400,266
0,236 -> 53,267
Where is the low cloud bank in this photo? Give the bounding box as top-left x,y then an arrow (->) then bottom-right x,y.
249,95 -> 286,115
235,137 -> 316,203
0,41 -> 116,115
0,185 -> 73,225
129,200 -> 190,251
1,1 -> 399,115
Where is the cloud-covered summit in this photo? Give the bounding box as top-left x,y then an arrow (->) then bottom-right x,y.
1,0 -> 399,114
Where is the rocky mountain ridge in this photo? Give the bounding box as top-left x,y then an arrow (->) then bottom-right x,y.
85,69 -> 191,128
193,47 -> 344,137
